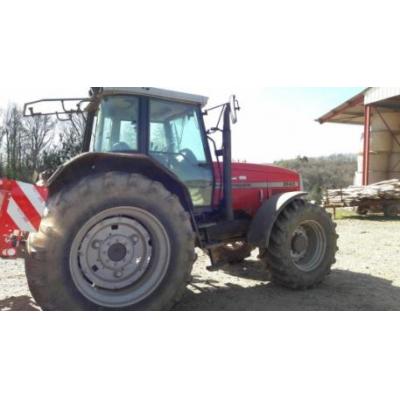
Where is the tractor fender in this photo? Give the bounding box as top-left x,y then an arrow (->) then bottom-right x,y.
46,152 -> 194,212
247,191 -> 308,248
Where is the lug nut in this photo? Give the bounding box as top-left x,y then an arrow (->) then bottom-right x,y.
92,240 -> 101,249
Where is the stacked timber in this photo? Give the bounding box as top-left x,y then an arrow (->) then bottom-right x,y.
323,179 -> 400,207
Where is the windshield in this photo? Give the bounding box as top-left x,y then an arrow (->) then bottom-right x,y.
93,96 -> 139,152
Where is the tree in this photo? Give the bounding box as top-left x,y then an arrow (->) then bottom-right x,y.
42,114 -> 85,173
24,114 -> 56,177
2,104 -> 27,180
0,102 -> 87,181
275,154 -> 357,203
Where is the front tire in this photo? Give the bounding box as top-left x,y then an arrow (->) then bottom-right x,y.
25,172 -> 195,310
263,199 -> 338,289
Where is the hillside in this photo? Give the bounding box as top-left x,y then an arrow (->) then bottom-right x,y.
274,154 -> 357,201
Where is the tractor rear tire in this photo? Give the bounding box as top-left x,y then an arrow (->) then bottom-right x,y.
263,199 -> 338,290
25,172 -> 195,311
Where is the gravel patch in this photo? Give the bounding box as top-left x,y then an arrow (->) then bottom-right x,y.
1,216 -> 399,311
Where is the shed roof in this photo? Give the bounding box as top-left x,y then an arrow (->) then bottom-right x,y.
317,87 -> 400,125
316,89 -> 368,125
364,87 -> 400,105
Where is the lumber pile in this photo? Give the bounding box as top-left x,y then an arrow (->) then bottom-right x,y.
323,179 -> 400,207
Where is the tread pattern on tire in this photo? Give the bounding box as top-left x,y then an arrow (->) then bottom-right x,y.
25,172 -> 195,311
263,199 -> 339,290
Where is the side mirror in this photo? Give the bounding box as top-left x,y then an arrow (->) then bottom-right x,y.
230,95 -> 239,124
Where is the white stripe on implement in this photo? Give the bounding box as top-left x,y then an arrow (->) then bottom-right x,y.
16,181 -> 46,216
7,197 -> 36,232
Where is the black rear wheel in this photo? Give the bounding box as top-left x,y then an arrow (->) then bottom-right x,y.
25,172 -> 195,310
263,199 -> 338,289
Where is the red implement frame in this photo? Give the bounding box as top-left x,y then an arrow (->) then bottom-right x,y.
0,179 -> 48,259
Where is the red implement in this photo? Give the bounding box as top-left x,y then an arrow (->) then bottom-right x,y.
0,179 -> 48,258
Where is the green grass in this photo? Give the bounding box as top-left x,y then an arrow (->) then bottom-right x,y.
334,208 -> 357,220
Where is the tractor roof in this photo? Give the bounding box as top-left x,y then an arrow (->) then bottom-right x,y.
97,87 -> 209,107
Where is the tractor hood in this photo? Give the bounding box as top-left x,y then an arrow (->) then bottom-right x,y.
233,162 -> 298,177
233,162 -> 300,189
213,162 -> 301,216
215,162 -> 300,188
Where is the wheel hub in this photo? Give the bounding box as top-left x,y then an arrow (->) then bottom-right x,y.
291,228 -> 308,260
290,221 -> 327,272
78,217 -> 153,290
107,243 -> 127,262
98,234 -> 135,269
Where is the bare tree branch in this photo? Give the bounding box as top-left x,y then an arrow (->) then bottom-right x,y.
24,114 -> 56,175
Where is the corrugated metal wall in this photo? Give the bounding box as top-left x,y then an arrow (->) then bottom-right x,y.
365,87 -> 400,105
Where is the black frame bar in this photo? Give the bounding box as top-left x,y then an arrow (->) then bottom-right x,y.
23,97 -> 91,118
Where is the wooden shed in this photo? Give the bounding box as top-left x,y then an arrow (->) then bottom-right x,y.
317,88 -> 400,185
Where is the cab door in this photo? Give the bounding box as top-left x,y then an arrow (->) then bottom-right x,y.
148,98 -> 214,207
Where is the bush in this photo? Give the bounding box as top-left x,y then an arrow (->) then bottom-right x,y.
275,154 -> 357,201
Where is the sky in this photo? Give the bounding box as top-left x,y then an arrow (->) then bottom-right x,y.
0,87 -> 364,163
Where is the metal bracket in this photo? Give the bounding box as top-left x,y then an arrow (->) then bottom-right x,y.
23,97 -> 91,118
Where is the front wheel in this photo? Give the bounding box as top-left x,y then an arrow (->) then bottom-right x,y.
262,199 -> 338,289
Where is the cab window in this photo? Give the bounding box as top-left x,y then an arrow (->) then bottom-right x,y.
93,96 -> 139,153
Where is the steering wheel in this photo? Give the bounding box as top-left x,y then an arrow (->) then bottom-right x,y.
178,148 -> 198,165
111,142 -> 131,152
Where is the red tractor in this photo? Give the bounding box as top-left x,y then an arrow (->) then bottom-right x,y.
0,87 -> 338,310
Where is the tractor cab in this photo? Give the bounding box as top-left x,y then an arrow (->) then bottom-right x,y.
87,88 -> 215,208
24,87 -> 240,216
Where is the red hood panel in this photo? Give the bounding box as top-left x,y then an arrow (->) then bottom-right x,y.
213,162 -> 299,182
212,162 -> 301,216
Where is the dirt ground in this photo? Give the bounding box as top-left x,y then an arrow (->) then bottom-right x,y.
1,215 -> 399,311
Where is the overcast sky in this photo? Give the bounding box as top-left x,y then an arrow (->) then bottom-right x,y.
0,87 -> 363,163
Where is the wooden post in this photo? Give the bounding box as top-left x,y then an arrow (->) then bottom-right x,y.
363,105 -> 371,186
